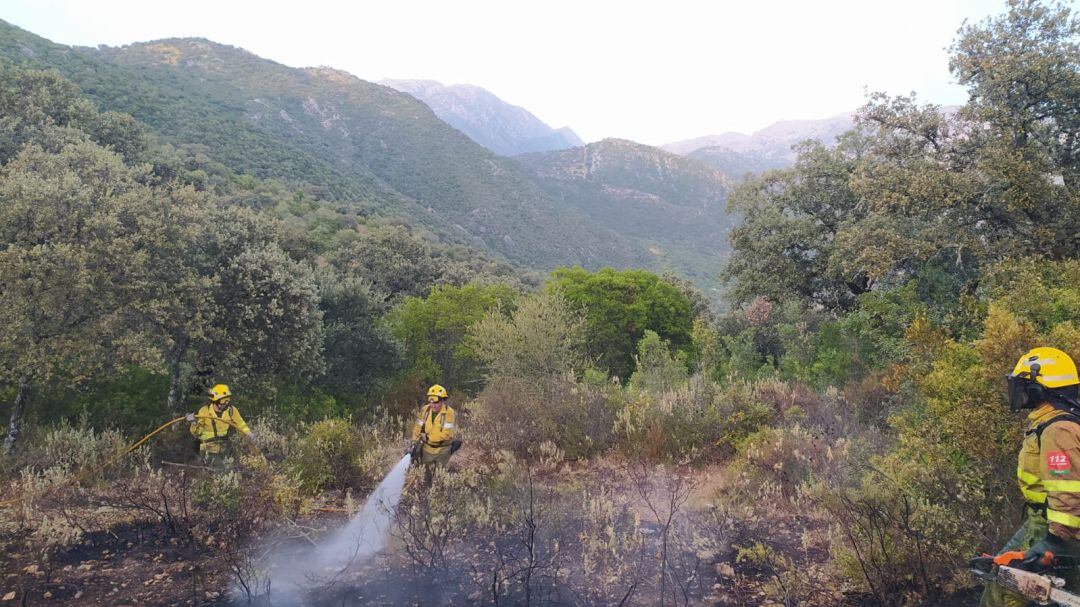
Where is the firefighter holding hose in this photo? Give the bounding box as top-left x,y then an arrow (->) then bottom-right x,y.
410,384 -> 460,480
186,383 -> 254,466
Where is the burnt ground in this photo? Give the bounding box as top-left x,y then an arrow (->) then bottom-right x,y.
1,521 -> 231,606
0,461 -> 987,606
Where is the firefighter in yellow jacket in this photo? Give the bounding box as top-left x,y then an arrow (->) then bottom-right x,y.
981,347 -> 1080,607
410,385 -> 458,476
186,384 -> 253,465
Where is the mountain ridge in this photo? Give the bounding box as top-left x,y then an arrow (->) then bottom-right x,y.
516,139 -> 734,285
662,112 -> 854,156
381,78 -> 583,156
0,20 -> 731,288
0,22 -> 640,269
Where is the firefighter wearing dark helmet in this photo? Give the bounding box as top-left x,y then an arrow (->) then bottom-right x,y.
981,347 -> 1080,607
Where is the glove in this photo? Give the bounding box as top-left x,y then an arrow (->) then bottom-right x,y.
1022,533 -> 1066,570
245,430 -> 256,441
185,413 -> 196,423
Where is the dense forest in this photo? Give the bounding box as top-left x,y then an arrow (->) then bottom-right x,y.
0,1 -> 1077,605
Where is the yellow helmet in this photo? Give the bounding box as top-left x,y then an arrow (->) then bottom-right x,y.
208,384 -> 232,402
427,384 -> 448,400
1007,347 -> 1078,410
1012,348 -> 1078,389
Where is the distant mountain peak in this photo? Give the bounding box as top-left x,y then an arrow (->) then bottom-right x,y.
381,79 -> 583,156
660,112 -> 856,179
662,112 -> 854,156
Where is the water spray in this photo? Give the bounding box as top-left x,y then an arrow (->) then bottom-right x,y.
259,452 -> 414,599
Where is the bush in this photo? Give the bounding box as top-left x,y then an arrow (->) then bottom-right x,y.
810,469 -> 969,605
629,331 -> 689,394
193,470 -> 244,513
548,267 -> 694,381
472,375 -> 616,460
18,419 -> 127,480
470,289 -> 587,381
353,412 -> 410,487
32,367 -> 169,435
736,425 -> 832,499
736,541 -> 825,606
470,290 -> 612,459
387,282 -> 519,394
614,378 -> 773,461
285,418 -> 365,494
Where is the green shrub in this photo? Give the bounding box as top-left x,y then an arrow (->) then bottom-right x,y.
20,419 -> 127,480
285,418 -> 365,494
809,467 -> 970,605
629,331 -> 689,393
387,282 -> 519,394
470,290 -> 612,459
470,289 -> 587,381
241,381 -> 347,423
547,267 -> 694,381
614,378 -> 772,461
193,470 -> 244,513
31,367 -> 169,434
472,375 -> 616,460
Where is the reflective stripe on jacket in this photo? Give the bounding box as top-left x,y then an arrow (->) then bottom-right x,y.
410,404 -> 456,454
189,404 -> 251,443
1036,407 -> 1080,539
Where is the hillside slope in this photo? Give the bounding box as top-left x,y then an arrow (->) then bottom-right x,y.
382,79 -> 583,156
517,139 -> 733,287
0,21 -> 640,269
0,21 -> 738,282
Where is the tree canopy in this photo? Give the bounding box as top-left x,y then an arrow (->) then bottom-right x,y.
548,267 -> 694,381
724,0 -> 1079,316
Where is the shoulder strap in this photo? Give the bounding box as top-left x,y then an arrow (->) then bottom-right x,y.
1028,412 -> 1080,449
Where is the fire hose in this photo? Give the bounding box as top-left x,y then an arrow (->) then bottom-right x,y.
0,414 -> 257,509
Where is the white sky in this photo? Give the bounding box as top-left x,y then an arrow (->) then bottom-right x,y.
3,0 -> 1007,145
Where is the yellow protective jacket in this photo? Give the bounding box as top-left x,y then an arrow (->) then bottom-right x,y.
410,404 -> 456,455
189,404 -> 251,444
1018,405 -> 1069,507
1026,404 -> 1080,539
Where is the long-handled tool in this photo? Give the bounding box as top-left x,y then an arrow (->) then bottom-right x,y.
971,551 -> 1080,606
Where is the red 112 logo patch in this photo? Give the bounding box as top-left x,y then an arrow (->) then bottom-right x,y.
1048,451 -> 1071,475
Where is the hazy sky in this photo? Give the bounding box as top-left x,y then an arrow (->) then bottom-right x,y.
4,0 -> 1007,145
